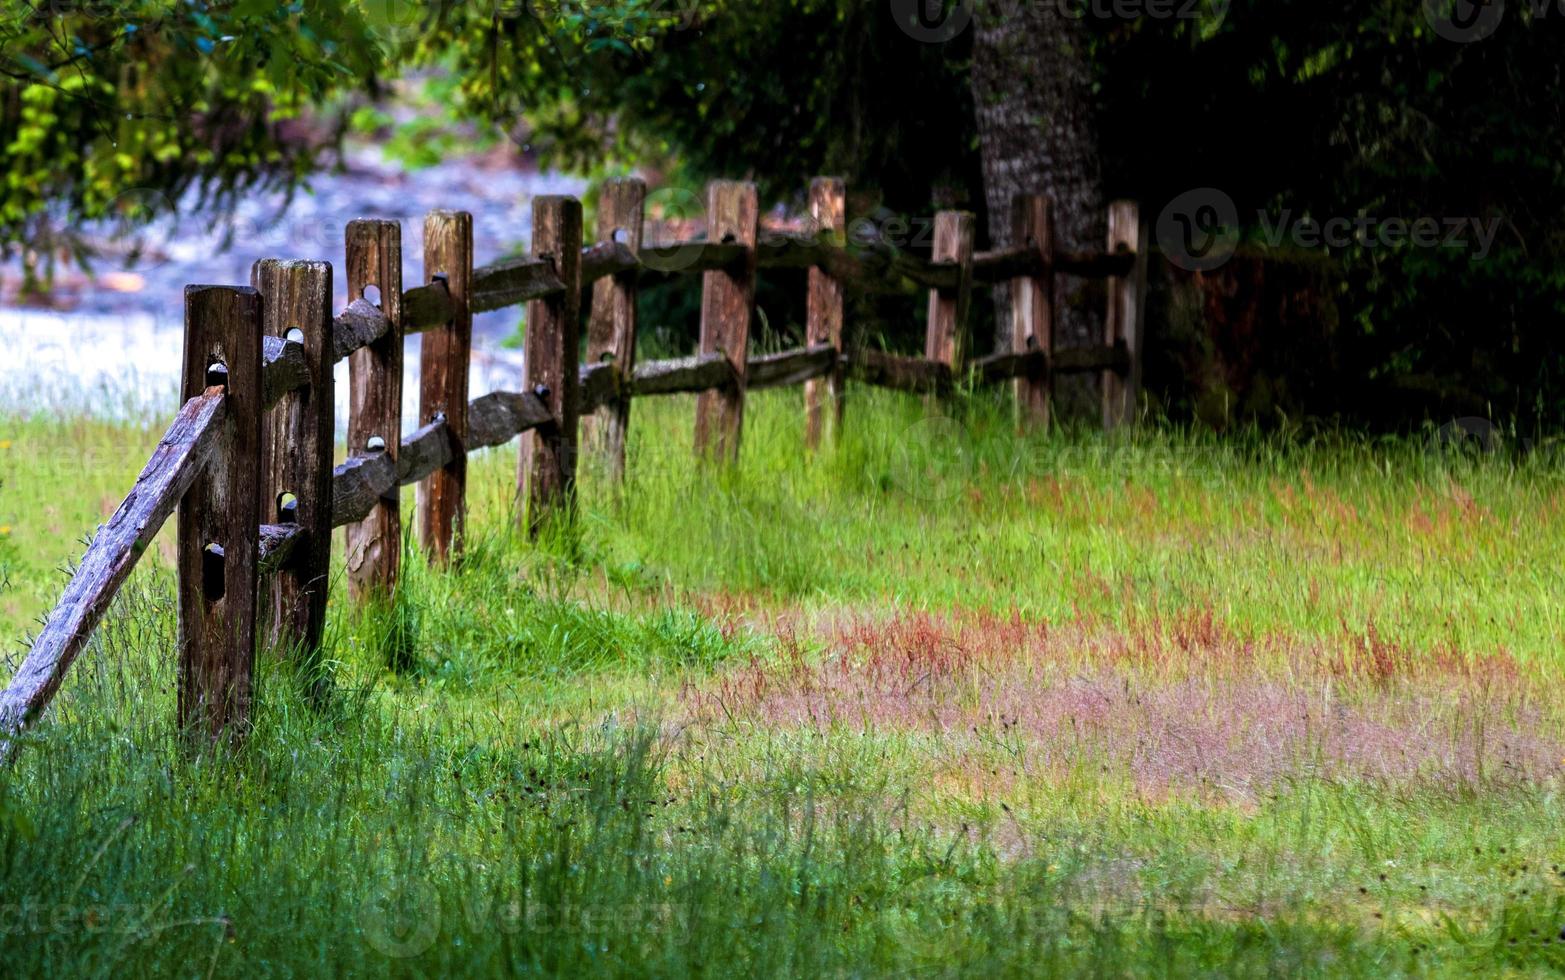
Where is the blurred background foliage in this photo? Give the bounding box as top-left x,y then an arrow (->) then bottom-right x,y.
2,0 -> 1562,428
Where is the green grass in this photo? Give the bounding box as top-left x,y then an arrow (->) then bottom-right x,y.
0,387 -> 1562,976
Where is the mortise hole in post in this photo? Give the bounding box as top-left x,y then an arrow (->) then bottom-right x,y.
277,491 -> 299,524
721,232 -> 737,245
285,327 -> 305,345
612,227 -> 631,244
362,284 -> 382,307
366,435 -> 387,453
205,360 -> 228,389
202,543 -> 225,602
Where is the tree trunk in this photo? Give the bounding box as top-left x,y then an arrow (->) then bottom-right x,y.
969,3 -> 1104,412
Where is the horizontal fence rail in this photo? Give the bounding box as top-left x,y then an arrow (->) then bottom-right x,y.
0,176 -> 1146,759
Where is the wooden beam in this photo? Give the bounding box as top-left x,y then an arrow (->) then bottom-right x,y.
1103,201 -> 1146,429
805,177 -> 847,449
973,245 -> 1042,283
578,361 -> 620,415
749,345 -> 838,391
177,285 -> 263,742
401,279 -> 455,333
754,233 -> 831,271
630,352 -> 736,397
470,255 -> 566,313
1057,342 -> 1129,375
1010,195 -> 1053,429
331,298 -> 390,362
971,245 -> 1134,283
1055,248 -> 1136,280
418,210 -> 473,564
344,219 -> 403,602
519,196 -> 583,535
260,335 -> 309,410
846,349 -> 953,394
0,391 -> 227,758
971,349 -> 1049,386
639,240 -> 747,276
258,524 -> 305,576
580,240 -> 640,285
398,417 -> 456,488
252,259 -> 334,674
694,180 -> 759,462
468,390 -> 553,450
331,452 -> 398,530
925,211 -> 976,376
583,177 -> 645,481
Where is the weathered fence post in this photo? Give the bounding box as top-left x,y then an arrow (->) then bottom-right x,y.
1103,200 -> 1146,429
694,180 -> 759,462
419,210 -> 473,563
583,177 -> 646,480
178,285 -> 263,740
253,260 -> 334,673
925,210 -> 976,383
1011,195 -> 1053,429
519,196 -> 583,535
805,177 -> 846,449
345,219 -> 403,600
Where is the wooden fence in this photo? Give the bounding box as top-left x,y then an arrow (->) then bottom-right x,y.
0,177 -> 1146,754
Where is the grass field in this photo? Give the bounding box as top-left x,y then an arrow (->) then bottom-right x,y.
1,386 -> 1562,976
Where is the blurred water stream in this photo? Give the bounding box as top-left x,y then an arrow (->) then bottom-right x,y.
0,146 -> 587,428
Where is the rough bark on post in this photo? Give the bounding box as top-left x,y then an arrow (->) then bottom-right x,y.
804,177 -> 846,449
519,196 -> 583,535
1103,200 -> 1146,429
583,177 -> 645,480
694,180 -> 759,462
970,1 -> 1103,367
419,210 -> 473,563
178,285 -> 263,741
344,219 -> 403,600
1010,195 -> 1053,429
252,260 -> 334,673
924,211 -> 976,375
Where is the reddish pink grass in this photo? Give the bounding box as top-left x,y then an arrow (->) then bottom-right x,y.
686,608 -> 1561,802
